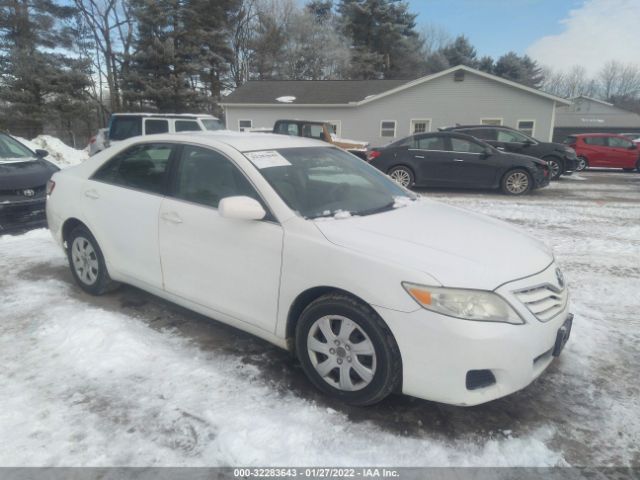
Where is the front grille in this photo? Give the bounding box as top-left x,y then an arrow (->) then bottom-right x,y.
0,185 -> 46,200
0,201 -> 46,232
514,284 -> 568,322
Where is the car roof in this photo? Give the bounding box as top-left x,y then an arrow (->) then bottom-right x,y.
111,113 -> 219,120
440,124 -> 515,131
275,119 -> 327,125
125,131 -> 328,152
571,133 -> 628,137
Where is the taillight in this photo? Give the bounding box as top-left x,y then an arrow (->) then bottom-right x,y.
367,150 -> 381,162
46,180 -> 56,196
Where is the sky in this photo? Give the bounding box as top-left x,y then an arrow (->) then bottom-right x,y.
408,0 -> 640,75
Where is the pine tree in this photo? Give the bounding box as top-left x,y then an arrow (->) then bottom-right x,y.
494,52 -> 545,88
337,0 -> 425,79
0,0 -> 90,137
439,35 -> 477,68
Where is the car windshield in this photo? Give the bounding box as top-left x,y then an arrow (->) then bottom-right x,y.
245,147 -> 416,219
201,119 -> 224,131
0,133 -> 35,162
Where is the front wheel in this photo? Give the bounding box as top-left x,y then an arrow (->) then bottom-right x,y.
388,166 -> 414,188
501,169 -> 532,195
576,156 -> 588,171
67,225 -> 118,295
545,157 -> 563,180
295,294 -> 402,406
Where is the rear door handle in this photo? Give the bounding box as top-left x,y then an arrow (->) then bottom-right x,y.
84,189 -> 99,199
453,158 -> 465,162
414,155 -> 425,159
161,212 -> 183,224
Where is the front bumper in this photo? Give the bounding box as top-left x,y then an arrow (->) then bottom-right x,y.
562,155 -> 578,174
532,166 -> 550,189
376,264 -> 571,406
0,198 -> 47,234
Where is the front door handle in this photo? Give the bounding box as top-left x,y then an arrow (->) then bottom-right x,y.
84,189 -> 99,199
453,158 -> 465,162
414,155 -> 425,159
161,212 -> 183,224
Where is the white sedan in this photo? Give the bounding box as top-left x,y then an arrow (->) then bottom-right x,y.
46,133 -> 572,406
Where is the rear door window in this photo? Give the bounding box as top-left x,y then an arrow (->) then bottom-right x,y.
175,120 -> 201,132
109,116 -> 142,141
92,143 -> 173,194
607,136 -> 633,148
144,119 -> 169,135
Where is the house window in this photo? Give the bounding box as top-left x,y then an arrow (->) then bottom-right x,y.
380,120 -> 396,137
238,119 -> 252,132
410,119 -> 431,134
517,120 -> 535,137
480,118 -> 503,126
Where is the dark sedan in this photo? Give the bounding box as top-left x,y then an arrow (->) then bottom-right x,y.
367,132 -> 550,195
0,132 -> 59,233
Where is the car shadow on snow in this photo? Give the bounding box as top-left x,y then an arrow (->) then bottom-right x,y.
20,261 -> 574,445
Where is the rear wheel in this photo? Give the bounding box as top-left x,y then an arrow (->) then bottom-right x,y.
388,166 -> 414,188
67,225 -> 117,295
295,293 -> 402,406
576,156 -> 588,171
501,169 -> 532,195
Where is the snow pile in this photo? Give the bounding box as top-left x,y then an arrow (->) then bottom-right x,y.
16,135 -> 88,168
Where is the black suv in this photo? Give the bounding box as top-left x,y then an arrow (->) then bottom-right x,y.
440,125 -> 578,179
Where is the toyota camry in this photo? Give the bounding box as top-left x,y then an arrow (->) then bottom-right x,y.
46,133 -> 572,406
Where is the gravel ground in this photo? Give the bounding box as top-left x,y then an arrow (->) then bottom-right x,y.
0,170 -> 638,467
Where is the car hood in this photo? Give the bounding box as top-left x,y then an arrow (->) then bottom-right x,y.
0,158 -> 59,190
314,199 -> 553,290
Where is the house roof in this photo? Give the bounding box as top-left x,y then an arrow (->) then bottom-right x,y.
221,65 -> 572,107
221,79 -> 407,106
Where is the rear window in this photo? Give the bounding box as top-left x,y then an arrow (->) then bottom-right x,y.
109,116 -> 142,141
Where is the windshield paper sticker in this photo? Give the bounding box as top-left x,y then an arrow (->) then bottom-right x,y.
245,150 -> 291,169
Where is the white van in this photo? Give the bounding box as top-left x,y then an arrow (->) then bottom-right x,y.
105,113 -> 224,150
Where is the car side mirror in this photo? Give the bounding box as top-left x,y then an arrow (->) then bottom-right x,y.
35,149 -> 49,157
219,196 -> 266,221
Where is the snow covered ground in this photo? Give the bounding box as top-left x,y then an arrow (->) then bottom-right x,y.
0,171 -> 638,467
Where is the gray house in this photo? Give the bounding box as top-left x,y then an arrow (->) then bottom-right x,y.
553,96 -> 640,142
221,65 -> 571,147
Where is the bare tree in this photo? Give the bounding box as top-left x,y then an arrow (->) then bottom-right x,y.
228,0 -> 258,88
74,0 -> 135,114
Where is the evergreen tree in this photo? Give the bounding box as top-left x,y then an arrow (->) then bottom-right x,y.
439,35 -> 477,68
493,52 -> 544,88
337,0 -> 425,79
0,0 -> 90,137
477,55 -> 494,74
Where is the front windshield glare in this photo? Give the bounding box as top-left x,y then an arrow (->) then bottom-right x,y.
0,134 -> 35,159
246,147 -> 416,219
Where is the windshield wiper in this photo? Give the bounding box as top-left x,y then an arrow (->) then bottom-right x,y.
353,200 -> 396,217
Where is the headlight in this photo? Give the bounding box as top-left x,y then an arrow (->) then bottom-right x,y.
402,283 -> 524,324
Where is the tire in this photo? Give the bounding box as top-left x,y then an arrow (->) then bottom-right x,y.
388,165 -> 415,188
67,225 -> 117,295
576,156 -> 588,171
544,157 -> 563,180
501,169 -> 533,196
637,160 -> 640,172
295,293 -> 402,406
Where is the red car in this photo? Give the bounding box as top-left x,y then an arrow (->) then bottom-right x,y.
564,133 -> 640,172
